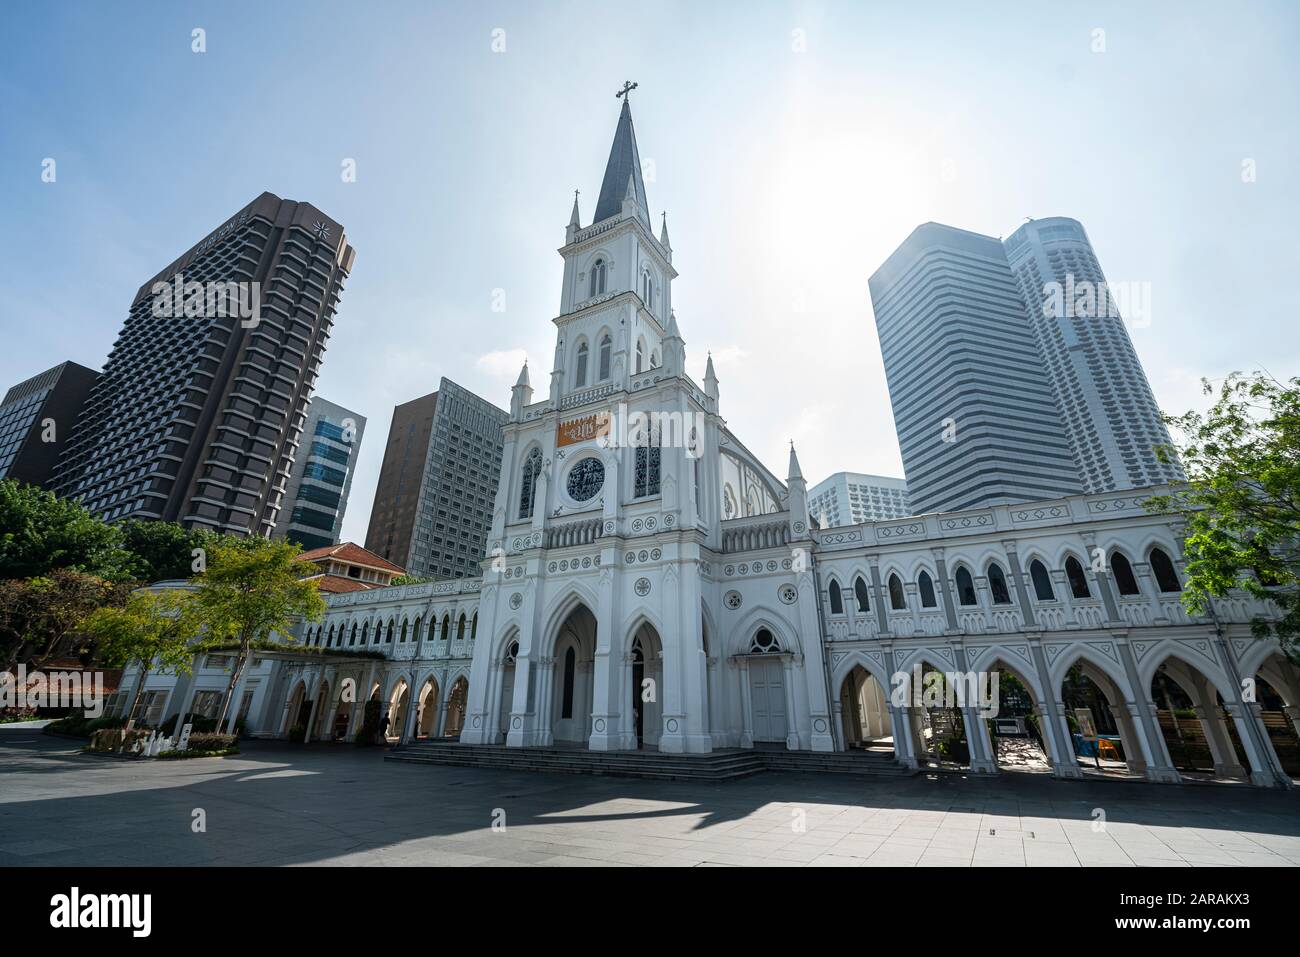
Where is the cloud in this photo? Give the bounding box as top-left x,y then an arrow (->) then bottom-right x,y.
476,348 -> 528,378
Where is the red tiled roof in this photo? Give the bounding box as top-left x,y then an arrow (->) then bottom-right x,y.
308,574 -> 384,594
295,542 -> 406,575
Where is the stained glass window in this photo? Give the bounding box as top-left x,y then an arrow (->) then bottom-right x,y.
566,457 -> 604,502
519,448 -> 541,518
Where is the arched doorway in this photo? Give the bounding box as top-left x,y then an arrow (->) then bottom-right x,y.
550,604 -> 596,744
628,622 -> 663,749
416,677 -> 440,738
311,680 -> 332,740
387,679 -> 410,742
742,627 -> 789,748
285,680 -> 309,738
1059,658 -> 1142,778
497,641 -> 518,743
839,664 -> 892,755
982,660 -> 1052,773
910,662 -> 971,768
1250,652 -> 1300,779
445,676 -> 468,738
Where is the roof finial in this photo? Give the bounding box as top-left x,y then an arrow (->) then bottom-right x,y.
616,80 -> 638,102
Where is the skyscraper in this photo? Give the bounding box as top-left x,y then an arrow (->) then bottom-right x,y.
869,222 -> 1083,514
808,472 -> 911,527
1003,216 -> 1183,492
274,397 -> 366,550
365,378 -> 506,579
0,361 -> 99,488
51,192 -> 355,536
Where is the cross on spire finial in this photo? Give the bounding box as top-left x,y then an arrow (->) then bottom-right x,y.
616,80 -> 638,101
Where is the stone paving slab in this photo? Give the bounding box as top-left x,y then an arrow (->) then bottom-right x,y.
2,723 -> 1297,868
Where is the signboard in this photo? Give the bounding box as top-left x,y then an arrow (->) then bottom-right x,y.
557,412 -> 610,447
1073,707 -> 1097,738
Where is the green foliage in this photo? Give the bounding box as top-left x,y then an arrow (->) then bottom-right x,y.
193,537 -> 327,728
0,480 -> 134,581
1149,371 -> 1300,657
390,575 -> 432,586
118,520 -> 226,584
83,588 -> 204,722
0,570 -> 132,669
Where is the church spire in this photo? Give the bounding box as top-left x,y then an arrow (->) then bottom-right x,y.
566,190 -> 581,243
787,441 -> 804,482
659,211 -> 672,252
593,96 -> 650,225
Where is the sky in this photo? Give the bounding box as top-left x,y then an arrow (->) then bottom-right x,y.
1,0 -> 1297,544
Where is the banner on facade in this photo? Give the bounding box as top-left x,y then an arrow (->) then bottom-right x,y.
557,412 -> 611,447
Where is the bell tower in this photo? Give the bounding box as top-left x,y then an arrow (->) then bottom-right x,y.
552,87 -> 677,404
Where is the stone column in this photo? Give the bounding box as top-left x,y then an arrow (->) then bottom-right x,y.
737,657 -> 754,748
302,668 -> 323,745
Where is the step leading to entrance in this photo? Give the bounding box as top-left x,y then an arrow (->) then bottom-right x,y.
385,740 -> 916,782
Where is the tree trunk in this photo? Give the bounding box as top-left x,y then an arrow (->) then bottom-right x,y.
215,632 -> 251,733
127,662 -> 152,726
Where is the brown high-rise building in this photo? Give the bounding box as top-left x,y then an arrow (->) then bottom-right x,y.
365,378 -> 506,579
52,192 -> 356,537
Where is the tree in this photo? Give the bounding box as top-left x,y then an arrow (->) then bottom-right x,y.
194,538 -> 326,732
118,520 -> 223,583
83,589 -> 203,724
0,570 -> 131,670
389,575 -> 432,586
0,480 -> 133,581
1149,371 -> 1300,658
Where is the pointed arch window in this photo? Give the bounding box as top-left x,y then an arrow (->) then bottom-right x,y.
1149,547 -> 1181,592
471,613 -> 478,640
635,339 -> 644,374
1065,556 -> 1091,598
634,419 -> 660,497
1029,560 -> 1055,601
519,448 -> 542,519
853,576 -> 870,613
918,570 -> 937,608
955,567 -> 977,606
888,573 -> 906,610
750,628 -> 780,653
574,342 -> 588,387
642,271 -> 654,310
588,258 -> 607,298
1111,552 -> 1140,596
988,562 -> 1012,605
561,647 -> 576,719
829,580 -> 844,615
440,614 -> 450,640
399,619 -> 408,642
349,623 -> 357,646
456,614 -> 467,640
598,335 -> 612,380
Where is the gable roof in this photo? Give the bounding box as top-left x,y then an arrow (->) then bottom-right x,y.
295,542 -> 406,575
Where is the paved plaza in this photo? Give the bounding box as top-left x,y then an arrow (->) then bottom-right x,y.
1,722 -> 1297,867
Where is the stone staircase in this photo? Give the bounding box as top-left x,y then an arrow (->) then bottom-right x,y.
386,740 -> 915,783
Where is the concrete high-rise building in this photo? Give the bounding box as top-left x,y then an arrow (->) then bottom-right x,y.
365,378 -> 507,579
51,192 -> 355,536
869,222 -> 1083,515
0,361 -> 99,488
1003,216 -> 1183,492
274,397 -> 366,550
808,472 -> 910,527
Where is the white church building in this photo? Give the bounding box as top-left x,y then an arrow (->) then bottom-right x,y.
117,96 -> 1299,788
